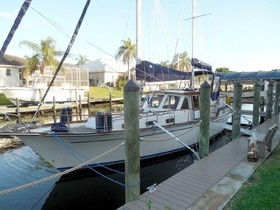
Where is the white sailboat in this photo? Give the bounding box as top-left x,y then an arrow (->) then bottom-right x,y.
0,0 -> 231,171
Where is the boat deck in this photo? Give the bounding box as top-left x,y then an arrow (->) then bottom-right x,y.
118,115 -> 280,210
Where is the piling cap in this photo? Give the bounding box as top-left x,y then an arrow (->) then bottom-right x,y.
254,82 -> 260,87
124,80 -> 140,91
200,81 -> 211,89
235,81 -> 242,87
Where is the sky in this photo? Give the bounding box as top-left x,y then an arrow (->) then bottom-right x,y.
0,0 -> 280,72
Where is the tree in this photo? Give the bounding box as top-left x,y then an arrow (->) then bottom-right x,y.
115,38 -> 136,80
160,60 -> 172,68
216,67 -> 231,73
19,36 -> 63,74
172,51 -> 191,72
75,54 -> 89,66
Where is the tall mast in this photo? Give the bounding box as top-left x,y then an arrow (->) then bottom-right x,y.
191,0 -> 195,89
136,0 -> 142,65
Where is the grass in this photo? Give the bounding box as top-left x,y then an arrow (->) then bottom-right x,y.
225,142 -> 280,209
0,87 -> 124,106
0,93 -> 13,105
88,87 -> 123,99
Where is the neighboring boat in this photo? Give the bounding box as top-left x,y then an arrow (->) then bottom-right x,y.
1,65 -> 89,105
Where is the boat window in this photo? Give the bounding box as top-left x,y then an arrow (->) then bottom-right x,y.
148,94 -> 164,108
181,97 -> 189,109
192,95 -> 200,109
163,96 -> 180,109
6,69 -> 11,76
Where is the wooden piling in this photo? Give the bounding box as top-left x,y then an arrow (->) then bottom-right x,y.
232,82 -> 242,140
252,82 -> 260,127
87,91 -> 90,116
124,80 -> 140,203
275,81 -> 280,115
199,81 -> 211,157
266,81 -> 273,120
52,96 -> 56,123
16,98 -> 20,123
79,94 -> 82,120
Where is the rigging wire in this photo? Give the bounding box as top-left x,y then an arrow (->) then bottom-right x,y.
30,0 -> 91,122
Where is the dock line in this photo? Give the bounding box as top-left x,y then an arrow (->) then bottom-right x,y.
152,121 -> 200,160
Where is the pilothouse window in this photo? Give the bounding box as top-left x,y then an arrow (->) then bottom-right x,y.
148,94 -> 164,108
163,96 -> 180,109
192,95 -> 200,109
181,97 -> 189,109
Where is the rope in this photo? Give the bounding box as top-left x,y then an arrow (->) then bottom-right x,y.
50,133 -> 141,187
140,120 -> 201,142
0,142 -> 124,195
51,132 -> 125,175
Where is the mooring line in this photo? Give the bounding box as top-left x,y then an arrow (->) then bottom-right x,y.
0,142 -> 124,195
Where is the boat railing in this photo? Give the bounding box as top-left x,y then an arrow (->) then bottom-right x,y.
0,112 -> 31,133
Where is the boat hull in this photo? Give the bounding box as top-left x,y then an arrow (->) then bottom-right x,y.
1,87 -> 86,104
15,117 -> 226,171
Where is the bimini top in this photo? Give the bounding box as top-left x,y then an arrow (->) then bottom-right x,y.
136,59 -> 212,82
216,70 -> 280,81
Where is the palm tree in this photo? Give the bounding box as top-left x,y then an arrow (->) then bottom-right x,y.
75,54 -> 89,66
115,38 -> 136,80
19,36 -> 63,74
172,51 -> 191,72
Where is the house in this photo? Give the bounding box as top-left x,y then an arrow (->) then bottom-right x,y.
84,58 -> 128,86
0,54 -> 26,87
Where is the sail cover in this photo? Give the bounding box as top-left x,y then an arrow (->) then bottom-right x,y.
191,58 -> 212,72
136,60 -> 191,82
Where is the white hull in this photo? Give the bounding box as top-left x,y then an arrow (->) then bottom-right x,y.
1,87 -> 86,104
17,115 -> 227,171
0,88 -> 231,171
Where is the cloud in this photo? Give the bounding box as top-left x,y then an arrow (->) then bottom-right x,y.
0,11 -> 17,19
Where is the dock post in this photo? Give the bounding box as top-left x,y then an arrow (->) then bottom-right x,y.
53,96 -> 56,123
275,81 -> 280,115
232,82 -> 242,140
252,82 -> 260,127
124,80 -> 140,203
79,94 -> 82,120
87,91 -> 90,117
16,98 -> 20,123
266,81 -> 273,120
199,81 -> 211,157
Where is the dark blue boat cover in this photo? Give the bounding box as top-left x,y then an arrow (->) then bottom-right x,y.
136,60 -> 192,82
191,58 -> 212,72
216,71 -> 280,81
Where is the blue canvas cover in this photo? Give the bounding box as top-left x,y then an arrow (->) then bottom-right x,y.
136,60 -> 192,82
217,71 -> 280,81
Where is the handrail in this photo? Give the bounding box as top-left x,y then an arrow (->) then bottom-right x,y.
0,112 -> 31,133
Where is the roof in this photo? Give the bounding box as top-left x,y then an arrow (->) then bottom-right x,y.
0,54 -> 26,67
83,58 -> 128,73
216,71 -> 280,81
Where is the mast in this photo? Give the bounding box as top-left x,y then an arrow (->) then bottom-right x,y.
136,0 -> 142,65
191,0 -> 195,89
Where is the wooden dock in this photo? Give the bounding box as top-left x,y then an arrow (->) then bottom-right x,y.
118,116 -> 280,210
0,97 -> 124,114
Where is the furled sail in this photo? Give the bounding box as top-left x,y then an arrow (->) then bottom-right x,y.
191,58 -> 212,72
136,60 -> 191,82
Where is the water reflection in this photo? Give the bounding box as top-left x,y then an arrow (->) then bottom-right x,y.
0,120 -> 231,209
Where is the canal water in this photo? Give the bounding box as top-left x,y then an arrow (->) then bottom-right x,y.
0,131 -> 232,210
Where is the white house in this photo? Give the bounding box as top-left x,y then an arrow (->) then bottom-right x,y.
0,54 -> 26,87
84,58 -> 128,86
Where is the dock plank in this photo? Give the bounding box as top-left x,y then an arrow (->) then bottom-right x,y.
118,116 -> 280,210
